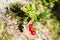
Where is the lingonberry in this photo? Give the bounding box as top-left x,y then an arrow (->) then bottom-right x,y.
29,23 -> 36,35
29,23 -> 33,28
31,31 -> 36,35
29,27 -> 34,32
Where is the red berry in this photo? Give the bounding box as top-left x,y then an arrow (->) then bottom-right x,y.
31,31 -> 36,35
29,27 -> 34,32
29,23 -> 33,28
29,23 -> 36,35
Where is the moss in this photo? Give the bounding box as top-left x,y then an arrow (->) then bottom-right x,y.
0,18 -> 3,30
0,30 -> 14,40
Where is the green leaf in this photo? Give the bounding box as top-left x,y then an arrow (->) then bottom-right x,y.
30,3 -> 36,11
49,2 -> 54,7
40,12 -> 50,20
26,4 -> 31,11
57,28 -> 60,35
23,2 -> 38,20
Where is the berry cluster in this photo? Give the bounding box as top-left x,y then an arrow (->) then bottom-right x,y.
29,23 -> 36,35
